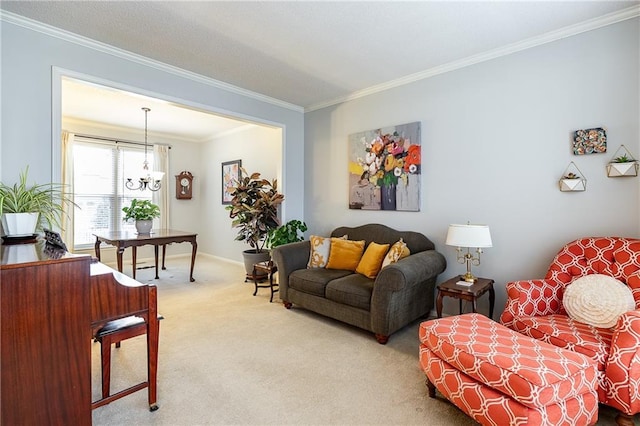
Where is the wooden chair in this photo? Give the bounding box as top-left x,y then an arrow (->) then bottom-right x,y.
92,313 -> 163,411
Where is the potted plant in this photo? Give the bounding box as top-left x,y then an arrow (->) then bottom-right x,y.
266,219 -> 307,249
0,166 -> 77,237
122,198 -> 160,234
226,168 -> 284,276
607,153 -> 639,177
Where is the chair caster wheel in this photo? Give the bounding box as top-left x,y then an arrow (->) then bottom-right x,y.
149,404 -> 159,412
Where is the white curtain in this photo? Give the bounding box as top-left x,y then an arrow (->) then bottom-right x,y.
60,131 -> 75,250
153,144 -> 170,230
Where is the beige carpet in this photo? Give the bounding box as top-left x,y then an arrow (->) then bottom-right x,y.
91,255 -> 629,425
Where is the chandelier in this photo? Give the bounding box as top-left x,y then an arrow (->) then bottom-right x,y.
126,107 -> 164,192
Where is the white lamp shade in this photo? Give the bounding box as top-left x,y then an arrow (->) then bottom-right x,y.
150,171 -> 165,181
446,224 -> 492,248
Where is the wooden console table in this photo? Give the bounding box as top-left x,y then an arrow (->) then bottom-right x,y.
94,229 -> 197,282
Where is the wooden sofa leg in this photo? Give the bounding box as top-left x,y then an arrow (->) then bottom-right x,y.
283,301 -> 292,309
615,412 -> 635,426
426,379 -> 436,398
374,334 -> 389,344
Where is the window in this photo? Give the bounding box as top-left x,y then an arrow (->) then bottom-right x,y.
72,138 -> 153,249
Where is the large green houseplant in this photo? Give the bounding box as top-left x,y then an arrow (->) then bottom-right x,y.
226,168 -> 284,275
122,198 -> 160,234
0,166 -> 77,237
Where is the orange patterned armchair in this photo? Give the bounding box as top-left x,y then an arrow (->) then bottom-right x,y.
500,237 -> 640,426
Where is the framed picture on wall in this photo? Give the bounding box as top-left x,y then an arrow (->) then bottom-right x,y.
221,159 -> 242,204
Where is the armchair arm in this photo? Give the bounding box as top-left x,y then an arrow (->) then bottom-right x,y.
605,310 -> 640,416
499,279 -> 564,329
271,241 -> 310,301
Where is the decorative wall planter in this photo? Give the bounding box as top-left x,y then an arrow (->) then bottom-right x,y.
606,145 -> 638,178
559,162 -> 587,192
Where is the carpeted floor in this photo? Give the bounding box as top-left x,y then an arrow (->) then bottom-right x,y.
91,255 -> 630,425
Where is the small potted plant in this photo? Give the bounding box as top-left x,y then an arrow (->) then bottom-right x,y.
607,146 -> 639,177
122,198 -> 160,234
559,162 -> 587,192
266,219 -> 307,249
0,166 -> 77,238
226,168 -> 284,276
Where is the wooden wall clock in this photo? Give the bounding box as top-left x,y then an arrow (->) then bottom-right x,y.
175,171 -> 193,199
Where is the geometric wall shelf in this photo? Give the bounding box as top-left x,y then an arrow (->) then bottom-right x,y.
559,161 -> 587,192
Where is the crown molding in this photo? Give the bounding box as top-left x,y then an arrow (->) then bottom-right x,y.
0,10 -> 304,114
305,5 -> 640,112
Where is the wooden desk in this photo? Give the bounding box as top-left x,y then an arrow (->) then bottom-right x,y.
94,229 -> 197,282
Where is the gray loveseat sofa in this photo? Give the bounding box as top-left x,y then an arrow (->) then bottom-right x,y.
271,223 -> 446,344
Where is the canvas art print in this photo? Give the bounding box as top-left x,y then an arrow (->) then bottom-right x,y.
348,122 -> 421,211
573,127 -> 607,155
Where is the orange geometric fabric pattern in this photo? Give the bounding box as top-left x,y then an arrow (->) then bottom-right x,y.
499,237 -> 640,417
419,314 -> 598,426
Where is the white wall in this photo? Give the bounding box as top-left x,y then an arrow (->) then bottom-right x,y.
304,18 -> 640,316
201,125 -> 282,262
0,17 -> 305,259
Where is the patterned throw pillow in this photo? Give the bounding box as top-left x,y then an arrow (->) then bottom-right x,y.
381,238 -> 410,268
326,238 -> 366,271
563,274 -> 635,328
307,235 -> 347,268
356,242 -> 391,279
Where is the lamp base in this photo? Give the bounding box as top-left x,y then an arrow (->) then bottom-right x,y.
461,273 -> 477,283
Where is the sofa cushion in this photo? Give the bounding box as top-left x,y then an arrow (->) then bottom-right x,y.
326,238 -> 365,271
289,268 -> 352,297
512,314 -> 614,371
356,242 -> 390,279
563,274 -> 635,329
307,235 -> 334,268
325,273 -> 374,310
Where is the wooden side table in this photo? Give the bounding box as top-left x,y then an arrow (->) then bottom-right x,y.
252,260 -> 279,303
436,276 -> 495,319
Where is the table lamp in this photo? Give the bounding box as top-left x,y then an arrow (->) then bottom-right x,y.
445,223 -> 492,283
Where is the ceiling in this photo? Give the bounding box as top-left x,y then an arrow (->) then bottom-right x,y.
3,1 -> 639,141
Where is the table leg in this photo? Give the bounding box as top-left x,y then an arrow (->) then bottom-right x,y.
269,271 -> 275,303
132,247 -> 137,279
116,247 -> 125,273
94,237 -> 102,260
154,245 -> 159,279
189,240 -> 197,282
488,283 -> 495,320
161,245 -> 167,270
436,291 -> 444,318
472,298 -> 477,313
459,299 -> 463,314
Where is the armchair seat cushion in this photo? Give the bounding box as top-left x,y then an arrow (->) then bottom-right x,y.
513,315 -> 614,371
289,268 -> 352,297
326,274 -> 374,310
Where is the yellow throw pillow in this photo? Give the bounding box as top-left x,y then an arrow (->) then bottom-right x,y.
381,239 -> 410,268
356,242 -> 391,279
326,238 -> 366,271
307,234 -> 347,268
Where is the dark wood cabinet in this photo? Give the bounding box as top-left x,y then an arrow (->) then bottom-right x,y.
1,242 -> 92,425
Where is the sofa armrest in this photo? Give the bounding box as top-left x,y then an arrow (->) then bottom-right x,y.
271,241 -> 310,300
606,310 -> 640,415
374,250 -> 446,292
499,279 -> 564,329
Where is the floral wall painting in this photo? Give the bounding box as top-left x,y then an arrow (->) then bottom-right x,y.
221,159 -> 242,204
573,127 -> 607,155
348,122 -> 421,211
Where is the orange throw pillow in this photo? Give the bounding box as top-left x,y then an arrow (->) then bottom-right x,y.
356,242 -> 390,279
326,238 -> 365,271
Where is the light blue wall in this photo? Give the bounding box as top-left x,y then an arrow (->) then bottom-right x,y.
0,18 -> 305,259
304,18 -> 640,315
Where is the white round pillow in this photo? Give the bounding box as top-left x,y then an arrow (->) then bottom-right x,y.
563,274 -> 635,328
